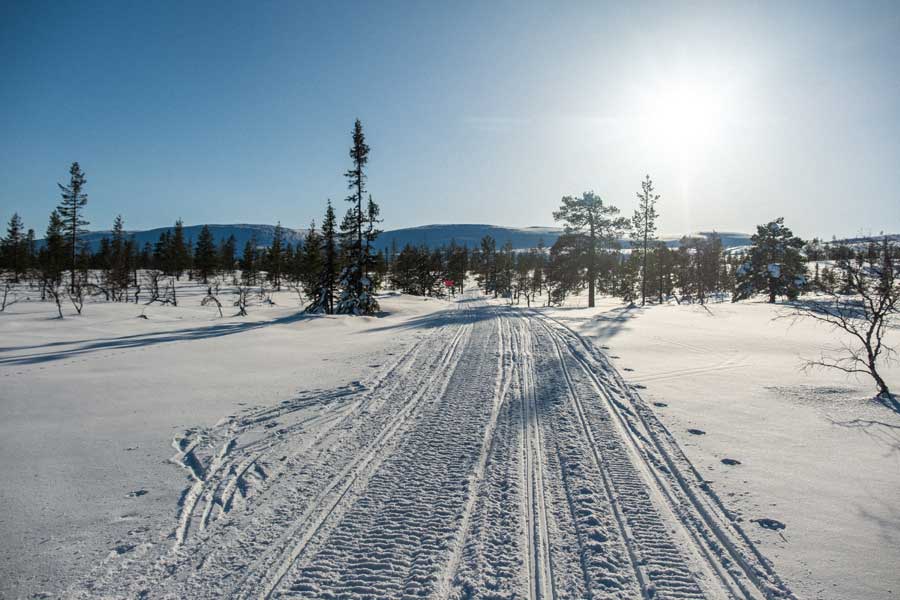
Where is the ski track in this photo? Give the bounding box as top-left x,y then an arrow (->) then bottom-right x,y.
71,297 -> 794,600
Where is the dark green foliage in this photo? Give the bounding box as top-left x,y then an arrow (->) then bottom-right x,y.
57,162 -> 89,290
194,225 -> 218,283
337,119 -> 379,315
553,191 -> 628,307
2,213 -> 26,282
734,218 -> 807,303
631,175 -> 659,305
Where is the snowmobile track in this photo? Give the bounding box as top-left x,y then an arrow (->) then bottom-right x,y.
71,298 -> 794,600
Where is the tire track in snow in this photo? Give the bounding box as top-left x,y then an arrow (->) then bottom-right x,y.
72,299 -> 794,600
533,309 -> 795,599
271,304 -> 501,598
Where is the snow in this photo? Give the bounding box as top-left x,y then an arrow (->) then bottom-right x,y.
1,282 -> 897,599
542,296 -> 900,600
0,285 -> 449,598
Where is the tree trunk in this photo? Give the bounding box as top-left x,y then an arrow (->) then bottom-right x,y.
588,221 -> 596,308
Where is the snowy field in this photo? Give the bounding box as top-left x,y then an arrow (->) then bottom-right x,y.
0,286 -> 450,598
541,296 -> 900,600
0,284 -> 897,599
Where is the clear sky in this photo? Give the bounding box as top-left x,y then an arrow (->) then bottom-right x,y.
2,1 -> 899,239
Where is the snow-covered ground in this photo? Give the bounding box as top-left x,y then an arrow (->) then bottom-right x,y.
541,296 -> 900,600
0,285 -> 450,598
1,283 -> 897,599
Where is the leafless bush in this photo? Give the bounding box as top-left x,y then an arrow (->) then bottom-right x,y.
201,279 -> 224,318
785,241 -> 898,409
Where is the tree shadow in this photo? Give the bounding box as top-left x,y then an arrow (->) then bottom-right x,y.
365,303 -> 497,334
826,413 -> 900,455
0,311 -> 310,367
549,304 -> 640,342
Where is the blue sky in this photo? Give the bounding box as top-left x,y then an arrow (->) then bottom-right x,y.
2,1 -> 899,238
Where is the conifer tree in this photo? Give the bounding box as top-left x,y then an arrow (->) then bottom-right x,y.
194,225 -> 218,283
337,119 -> 379,315
307,201 -> 338,313
2,213 -> 25,282
42,210 -> 66,285
268,222 -> 284,289
154,230 -> 172,273
553,191 -> 628,307
219,235 -> 237,274
632,175 -> 659,306
57,162 -> 88,291
734,218 -> 807,302
364,194 -> 382,279
171,219 -> 190,279
241,235 -> 259,285
109,215 -> 129,298
300,220 -> 323,300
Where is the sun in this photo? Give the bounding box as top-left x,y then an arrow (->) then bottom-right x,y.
635,79 -> 730,167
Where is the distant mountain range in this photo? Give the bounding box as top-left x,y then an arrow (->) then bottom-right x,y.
68,223 -> 756,256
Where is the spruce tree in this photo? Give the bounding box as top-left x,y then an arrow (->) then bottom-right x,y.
734,218 -> 807,303
307,201 -> 338,313
110,215 -> 129,298
57,162 -> 88,291
268,222 -> 284,290
42,210 -> 66,285
172,219 -> 190,279
364,194 -> 382,279
241,235 -> 259,285
631,175 -> 659,306
194,225 -> 218,283
154,230 -> 172,273
300,220 -> 323,300
219,235 -> 237,274
2,213 -> 25,282
337,119 -> 379,315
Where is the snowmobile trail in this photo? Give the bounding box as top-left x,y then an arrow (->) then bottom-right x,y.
72,298 -> 794,600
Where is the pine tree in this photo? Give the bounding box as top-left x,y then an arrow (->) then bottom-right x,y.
632,175 -> 659,306
57,162 -> 89,291
194,225 -> 218,283
2,213 -> 25,282
553,191 -> 628,308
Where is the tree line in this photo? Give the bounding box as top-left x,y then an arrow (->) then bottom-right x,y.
0,120 -> 385,317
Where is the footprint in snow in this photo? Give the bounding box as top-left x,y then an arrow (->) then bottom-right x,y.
752,518 -> 786,531
687,428 -> 706,435
113,543 -> 135,555
721,458 -> 742,466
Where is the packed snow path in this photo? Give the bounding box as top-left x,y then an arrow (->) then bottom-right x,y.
74,298 -> 794,599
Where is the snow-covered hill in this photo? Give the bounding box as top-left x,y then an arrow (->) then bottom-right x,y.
71,223 -> 754,254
